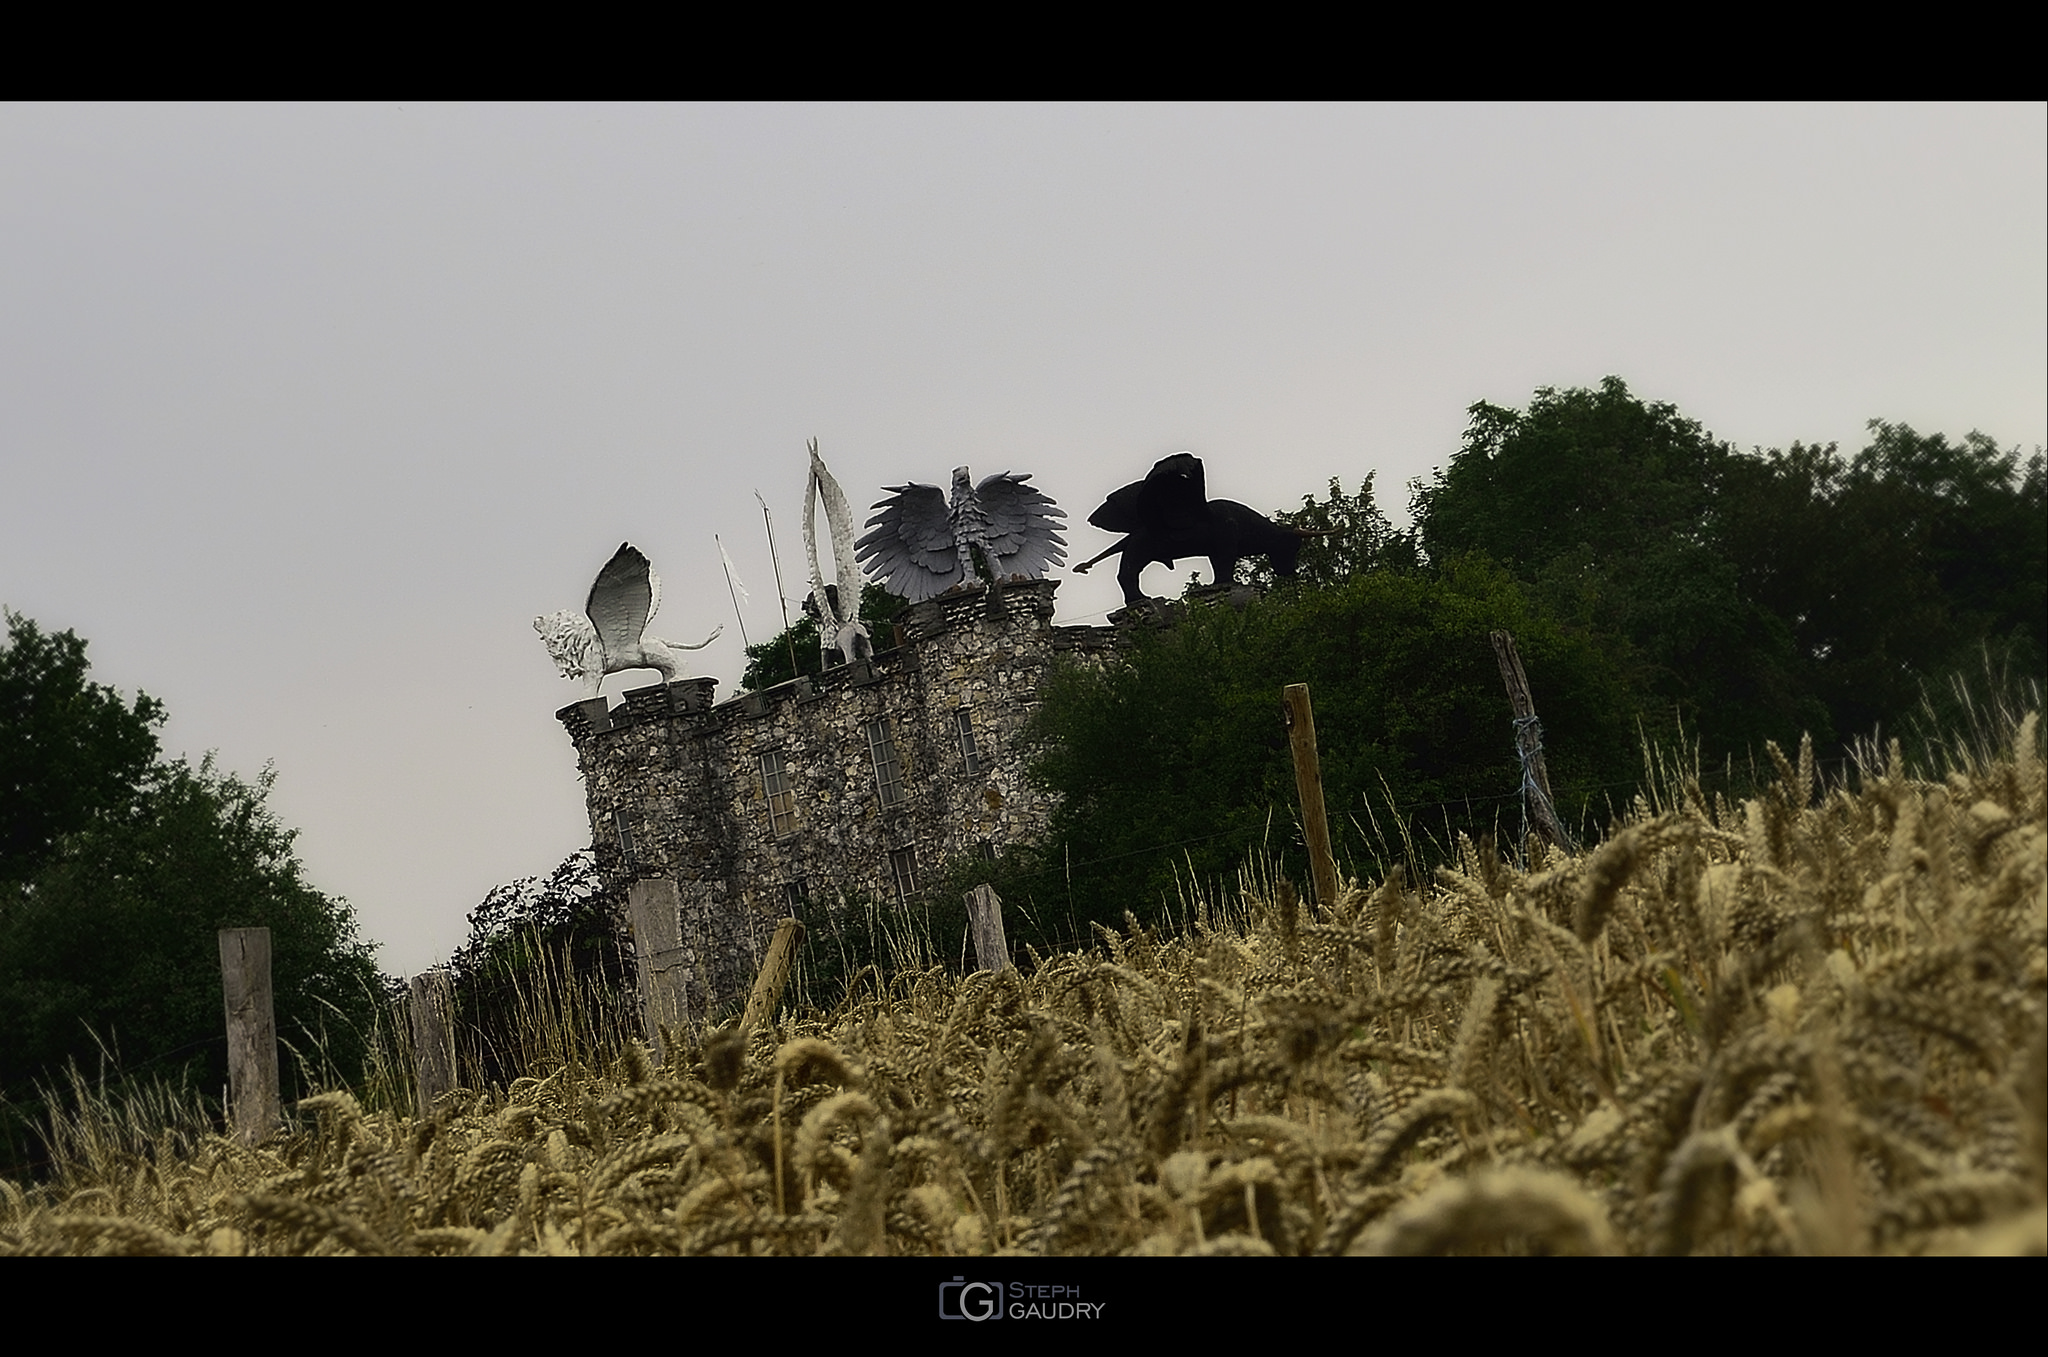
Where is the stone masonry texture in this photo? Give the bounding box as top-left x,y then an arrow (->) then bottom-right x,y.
557,578 -> 1119,1018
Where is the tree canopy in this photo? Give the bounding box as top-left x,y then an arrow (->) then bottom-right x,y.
1409,378 -> 2043,762
442,849 -> 635,1088
1410,378 -> 1814,756
992,379 -> 2042,944
1006,549 -> 1640,934
741,582 -> 909,690
1250,474 -> 1418,589
1716,423 -> 2046,742
1,613 -> 383,1173
0,612 -> 165,884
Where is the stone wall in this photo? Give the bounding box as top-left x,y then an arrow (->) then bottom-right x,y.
556,577 -> 1118,1017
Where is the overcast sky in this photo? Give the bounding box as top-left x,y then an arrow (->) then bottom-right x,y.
3,103 -> 2041,975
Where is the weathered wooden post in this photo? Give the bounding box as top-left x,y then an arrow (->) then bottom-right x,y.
408,968 -> 457,1112
627,879 -> 690,1064
1490,630 -> 1575,853
217,928 -> 279,1146
964,883 -> 1012,972
1282,683 -> 1342,909
742,918 -> 806,1036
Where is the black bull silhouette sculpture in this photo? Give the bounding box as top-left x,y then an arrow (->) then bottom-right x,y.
1074,453 -> 1323,605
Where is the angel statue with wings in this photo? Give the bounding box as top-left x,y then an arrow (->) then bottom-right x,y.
535,543 -> 722,699
854,467 -> 1066,604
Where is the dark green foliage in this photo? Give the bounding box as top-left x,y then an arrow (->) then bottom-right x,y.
784,886 -> 953,1014
1409,379 -> 2044,763
1020,561 -> 1641,932
918,845 -> 1098,966
1007,378 -> 2040,949
1415,380 -> 1730,580
444,850 -> 637,1088
1251,474 -> 1420,589
741,583 -> 909,690
1900,642 -> 2046,781
1412,378 -> 1814,757
764,855 -> 1097,1012
0,615 -> 383,1176
0,611 -> 165,884
0,758 -> 382,1088
452,851 -> 613,983
1719,424 -> 2046,743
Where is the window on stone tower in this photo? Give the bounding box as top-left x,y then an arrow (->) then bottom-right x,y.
612,807 -> 639,869
889,845 -> 920,903
759,751 -> 796,836
866,717 -> 906,808
956,707 -> 983,776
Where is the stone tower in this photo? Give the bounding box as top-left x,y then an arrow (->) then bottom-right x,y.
556,577 -> 1115,1015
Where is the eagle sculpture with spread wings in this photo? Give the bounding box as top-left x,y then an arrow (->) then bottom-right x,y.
854,467 -> 1066,603
535,544 -> 722,699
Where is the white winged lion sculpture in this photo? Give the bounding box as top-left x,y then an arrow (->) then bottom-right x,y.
854,467 -> 1065,604
536,543 -> 722,699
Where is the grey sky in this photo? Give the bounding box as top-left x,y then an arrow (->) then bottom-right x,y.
3,103 -> 2041,975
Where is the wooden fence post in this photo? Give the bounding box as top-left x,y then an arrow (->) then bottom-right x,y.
964,884 -> 1012,972
1282,683 -> 1342,909
408,968 -> 457,1112
742,918 -> 806,1037
627,879 -> 691,1064
217,928 -> 279,1146
1490,630 -> 1575,853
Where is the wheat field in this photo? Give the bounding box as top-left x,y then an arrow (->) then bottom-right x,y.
4,725 -> 2043,1256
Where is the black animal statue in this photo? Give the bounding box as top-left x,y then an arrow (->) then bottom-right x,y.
1074,452 -> 1318,605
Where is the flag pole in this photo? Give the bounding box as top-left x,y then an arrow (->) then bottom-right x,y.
756,490 -> 799,682
715,533 -> 753,653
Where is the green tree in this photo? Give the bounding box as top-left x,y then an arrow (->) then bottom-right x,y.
1410,379 -> 2043,764
742,583 -> 909,690
444,850 -> 636,1087
0,615 -> 384,1172
1410,378 -> 1815,757
1021,559 -> 1642,931
1,611 -> 165,883
1850,423 -> 2045,653
1243,474 -> 1419,590
1695,422 -> 2041,747
1413,380 -> 1732,574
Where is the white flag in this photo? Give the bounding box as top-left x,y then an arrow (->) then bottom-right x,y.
716,535 -> 751,606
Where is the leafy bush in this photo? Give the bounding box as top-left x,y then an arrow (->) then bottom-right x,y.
0,613 -> 384,1178
1022,559 -> 1640,933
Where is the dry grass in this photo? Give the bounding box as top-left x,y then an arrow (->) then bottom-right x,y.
4,722 -> 2042,1255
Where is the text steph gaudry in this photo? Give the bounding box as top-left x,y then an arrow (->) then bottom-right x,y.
1007,1284 -> 1105,1319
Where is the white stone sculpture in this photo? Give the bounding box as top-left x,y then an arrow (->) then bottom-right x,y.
536,543 -> 721,699
802,440 -> 874,667
854,467 -> 1065,604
